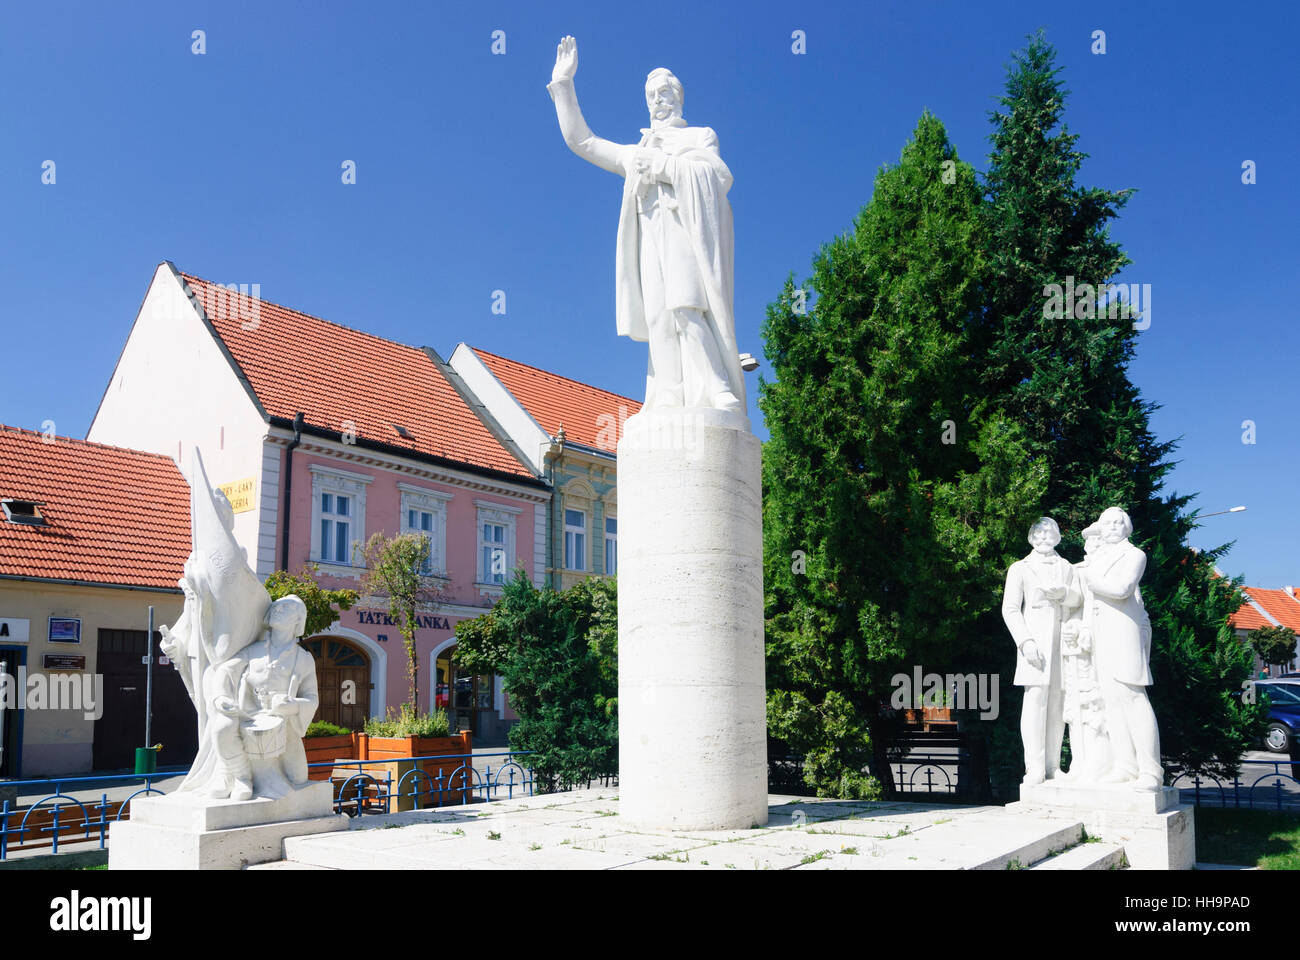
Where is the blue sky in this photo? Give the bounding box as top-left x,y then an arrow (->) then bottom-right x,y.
1,0 -> 1296,587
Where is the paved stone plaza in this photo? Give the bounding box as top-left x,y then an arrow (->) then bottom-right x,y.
248,788 -> 1128,871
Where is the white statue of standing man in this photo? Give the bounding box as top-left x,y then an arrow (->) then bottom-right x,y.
1002,517 -> 1081,785
547,35 -> 746,412
1078,507 -> 1162,790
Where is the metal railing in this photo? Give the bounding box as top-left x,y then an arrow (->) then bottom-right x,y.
0,751 -> 537,861
325,751 -> 535,816
0,772 -> 167,861
1169,756 -> 1300,811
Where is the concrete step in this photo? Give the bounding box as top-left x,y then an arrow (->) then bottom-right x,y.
243,859 -> 336,870
1030,841 -> 1127,870
959,817 -> 1084,870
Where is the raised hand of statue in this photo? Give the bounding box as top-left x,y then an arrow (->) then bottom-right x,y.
552,35 -> 578,84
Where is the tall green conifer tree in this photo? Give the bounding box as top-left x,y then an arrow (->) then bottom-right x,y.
761,113 -> 1046,797
980,33 -> 1260,778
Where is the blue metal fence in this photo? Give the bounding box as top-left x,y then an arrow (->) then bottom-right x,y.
327,751 -> 535,816
1169,756 -> 1300,811
0,772 -> 167,861
0,751 -> 536,861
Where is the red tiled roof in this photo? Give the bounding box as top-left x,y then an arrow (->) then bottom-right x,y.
0,426 -> 189,589
471,347 -> 642,451
1230,604 -> 1273,631
180,274 -> 531,479
1230,587 -> 1300,633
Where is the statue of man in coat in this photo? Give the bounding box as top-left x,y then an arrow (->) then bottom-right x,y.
1002,517 -> 1082,785
546,35 -> 746,412
1078,507 -> 1162,790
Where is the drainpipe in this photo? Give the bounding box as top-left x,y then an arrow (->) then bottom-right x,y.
279,411 -> 304,572
542,430 -> 564,589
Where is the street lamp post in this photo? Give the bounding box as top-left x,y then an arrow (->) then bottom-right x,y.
1197,506 -> 1247,519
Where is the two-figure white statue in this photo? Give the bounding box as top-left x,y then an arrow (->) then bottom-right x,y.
160,450 -> 319,802
547,35 -> 747,412
1002,508 -> 1163,791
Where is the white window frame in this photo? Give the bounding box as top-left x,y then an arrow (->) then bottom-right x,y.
398,483 -> 452,578
604,514 -> 617,576
320,493 -> 352,564
310,465 -> 372,575
475,500 -> 521,592
564,508 -> 587,572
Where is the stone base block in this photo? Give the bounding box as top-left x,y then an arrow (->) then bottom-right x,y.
109,781 -> 347,870
1006,796 -> 1194,870
128,780 -> 336,831
1019,780 -> 1180,815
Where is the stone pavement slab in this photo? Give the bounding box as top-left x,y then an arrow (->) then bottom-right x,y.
263,788 -> 1101,871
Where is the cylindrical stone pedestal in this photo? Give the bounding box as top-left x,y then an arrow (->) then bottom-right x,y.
617,407 -> 768,830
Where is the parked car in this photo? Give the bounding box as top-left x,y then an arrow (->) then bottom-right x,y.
1254,680 -> 1300,752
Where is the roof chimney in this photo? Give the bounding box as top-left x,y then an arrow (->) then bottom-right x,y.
1285,585 -> 1297,600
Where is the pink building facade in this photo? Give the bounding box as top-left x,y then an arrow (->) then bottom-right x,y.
279,443 -> 546,743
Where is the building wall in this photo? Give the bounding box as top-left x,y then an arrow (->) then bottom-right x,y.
273,438 -> 544,737
0,580 -> 181,777
548,449 -> 618,591
86,264 -> 269,573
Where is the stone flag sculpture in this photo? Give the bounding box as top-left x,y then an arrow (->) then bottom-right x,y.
160,449 -> 319,801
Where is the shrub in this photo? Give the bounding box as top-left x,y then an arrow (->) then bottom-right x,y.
304,721 -> 352,739
455,572 -> 617,792
363,703 -> 451,739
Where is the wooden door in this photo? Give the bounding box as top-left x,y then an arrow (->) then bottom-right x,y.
301,636 -> 371,730
94,628 -> 197,770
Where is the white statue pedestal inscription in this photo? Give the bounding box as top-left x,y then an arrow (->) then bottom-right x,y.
109,780 -> 347,870
617,408 -> 768,830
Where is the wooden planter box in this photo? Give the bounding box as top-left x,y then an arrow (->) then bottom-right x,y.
901,707 -> 955,730
302,733 -> 358,780
360,730 -> 473,810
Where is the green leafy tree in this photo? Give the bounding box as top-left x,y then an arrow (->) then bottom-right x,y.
264,564 -> 359,638
979,32 -> 1263,780
1249,626 -> 1298,670
761,111 -> 1046,798
359,532 -> 445,710
455,572 -> 617,790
